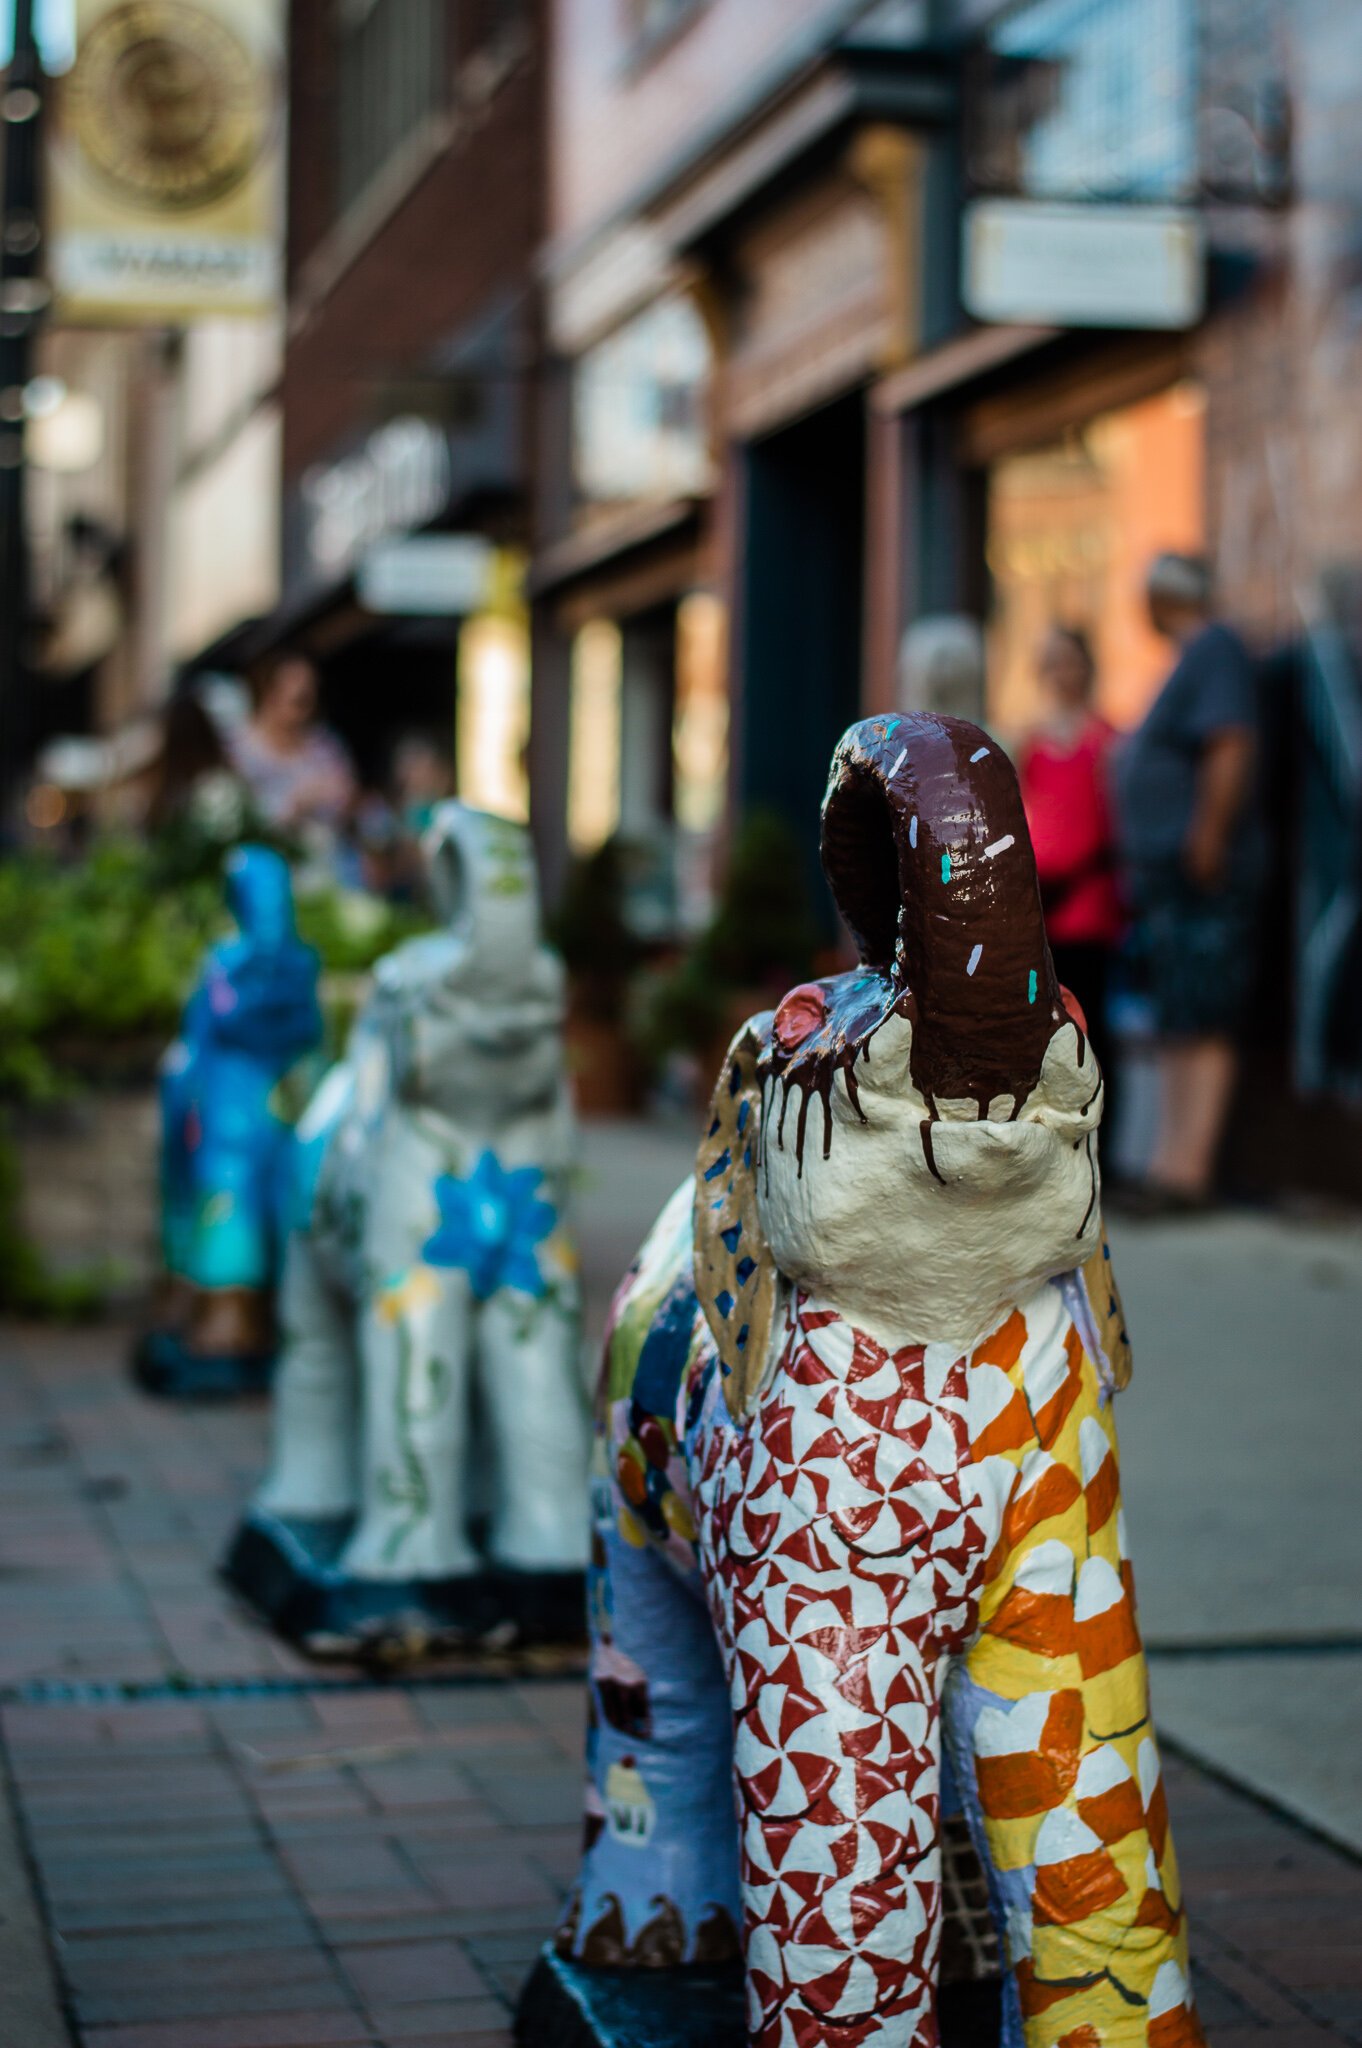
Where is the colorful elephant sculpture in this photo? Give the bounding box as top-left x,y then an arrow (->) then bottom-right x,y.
224,802 -> 591,1657
534,716 -> 1203,2048
135,844 -> 323,1400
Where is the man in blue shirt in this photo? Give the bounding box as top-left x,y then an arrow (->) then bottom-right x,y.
1115,553 -> 1263,1208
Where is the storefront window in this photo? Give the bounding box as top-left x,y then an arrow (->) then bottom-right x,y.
672,592 -> 728,835
985,380 -> 1205,734
672,591 -> 729,930
572,297 -> 713,514
457,611 -> 530,823
968,0 -> 1197,203
566,620 -> 623,852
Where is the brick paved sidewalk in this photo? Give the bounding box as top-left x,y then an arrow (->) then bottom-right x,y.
0,1319 -> 1359,2047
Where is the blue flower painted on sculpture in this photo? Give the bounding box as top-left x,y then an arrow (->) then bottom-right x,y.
421,1151 -> 557,1301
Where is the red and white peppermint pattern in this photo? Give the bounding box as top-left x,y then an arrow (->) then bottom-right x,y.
690,1296 -> 1005,2048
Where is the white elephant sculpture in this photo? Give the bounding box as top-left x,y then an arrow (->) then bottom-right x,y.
224,802 -> 591,1656
522,716 -> 1203,2048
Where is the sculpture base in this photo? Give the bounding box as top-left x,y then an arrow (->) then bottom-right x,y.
221,1509 -> 586,1662
516,1949 -> 1003,2048
131,1329 -> 275,1402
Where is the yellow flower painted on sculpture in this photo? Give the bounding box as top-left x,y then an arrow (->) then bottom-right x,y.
376,1263 -> 443,1326
552,1234 -> 581,1277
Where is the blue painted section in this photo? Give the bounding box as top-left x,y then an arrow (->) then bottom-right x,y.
159,847 -> 322,1293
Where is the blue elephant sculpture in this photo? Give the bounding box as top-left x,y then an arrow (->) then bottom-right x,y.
135,844 -> 323,1399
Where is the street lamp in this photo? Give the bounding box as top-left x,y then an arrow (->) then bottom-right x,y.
0,0 -> 46,824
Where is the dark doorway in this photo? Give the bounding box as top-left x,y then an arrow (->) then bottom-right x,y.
314,622 -> 459,791
738,392 -> 866,928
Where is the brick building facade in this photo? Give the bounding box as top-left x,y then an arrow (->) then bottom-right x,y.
528,0 -> 1361,1172
264,0 -> 544,791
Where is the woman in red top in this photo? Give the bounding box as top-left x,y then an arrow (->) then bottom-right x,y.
1017,625 -> 1124,1120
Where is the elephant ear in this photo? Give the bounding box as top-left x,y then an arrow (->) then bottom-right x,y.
1079,1219 -> 1133,1391
694,1016 -> 781,1421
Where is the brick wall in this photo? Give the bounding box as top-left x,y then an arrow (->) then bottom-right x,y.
282,0 -> 543,484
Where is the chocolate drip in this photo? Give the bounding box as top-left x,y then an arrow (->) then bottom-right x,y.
692,1904 -> 743,1963
632,1894 -> 687,1967
920,1116 -> 944,1185
819,714 -> 1060,1120
793,1080 -> 813,1177
579,1892 -> 629,1965
763,972 -> 888,1173
577,1889 -> 692,1969
1078,1130 -> 1098,1238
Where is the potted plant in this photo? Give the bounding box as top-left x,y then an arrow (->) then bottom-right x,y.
550,838 -> 648,1116
635,810 -> 821,1104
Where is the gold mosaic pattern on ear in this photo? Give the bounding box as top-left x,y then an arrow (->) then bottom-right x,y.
1081,1220 -> 1133,1391
694,1016 -> 780,1420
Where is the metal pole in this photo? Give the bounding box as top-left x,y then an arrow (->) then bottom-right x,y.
0,0 -> 46,827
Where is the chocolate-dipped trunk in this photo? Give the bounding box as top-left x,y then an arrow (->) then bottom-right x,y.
820,714 -> 1063,1116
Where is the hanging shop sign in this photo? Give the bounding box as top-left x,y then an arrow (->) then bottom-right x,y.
298,418 -> 454,585
356,534 -> 496,617
49,0 -> 283,321
963,200 -> 1204,331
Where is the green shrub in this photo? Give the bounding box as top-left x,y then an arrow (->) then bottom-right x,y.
0,838 -> 431,1313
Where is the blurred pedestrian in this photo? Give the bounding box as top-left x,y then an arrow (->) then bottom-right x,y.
230,653 -> 357,848
1114,553 -> 1264,1209
898,615 -> 986,724
1017,625 -> 1123,1112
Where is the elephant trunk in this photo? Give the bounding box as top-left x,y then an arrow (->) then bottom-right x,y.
821,714 -> 1066,1117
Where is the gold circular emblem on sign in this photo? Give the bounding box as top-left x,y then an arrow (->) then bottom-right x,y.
67,1 -> 269,211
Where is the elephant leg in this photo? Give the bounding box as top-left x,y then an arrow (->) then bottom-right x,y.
476,1290 -> 591,1571
950,1313 -> 1205,2047
187,1067 -> 275,1294
730,1599 -> 946,2048
562,1506 -> 740,1967
340,1271 -> 479,1580
256,1231 -> 359,1519
157,1055 -> 195,1282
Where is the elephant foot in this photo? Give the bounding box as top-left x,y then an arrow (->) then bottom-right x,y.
223,1514 -> 589,1662
189,1285 -> 276,1359
516,1944 -> 1003,2047
221,1509 -> 355,1640
221,1508 -> 503,1662
131,1327 -> 276,1401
